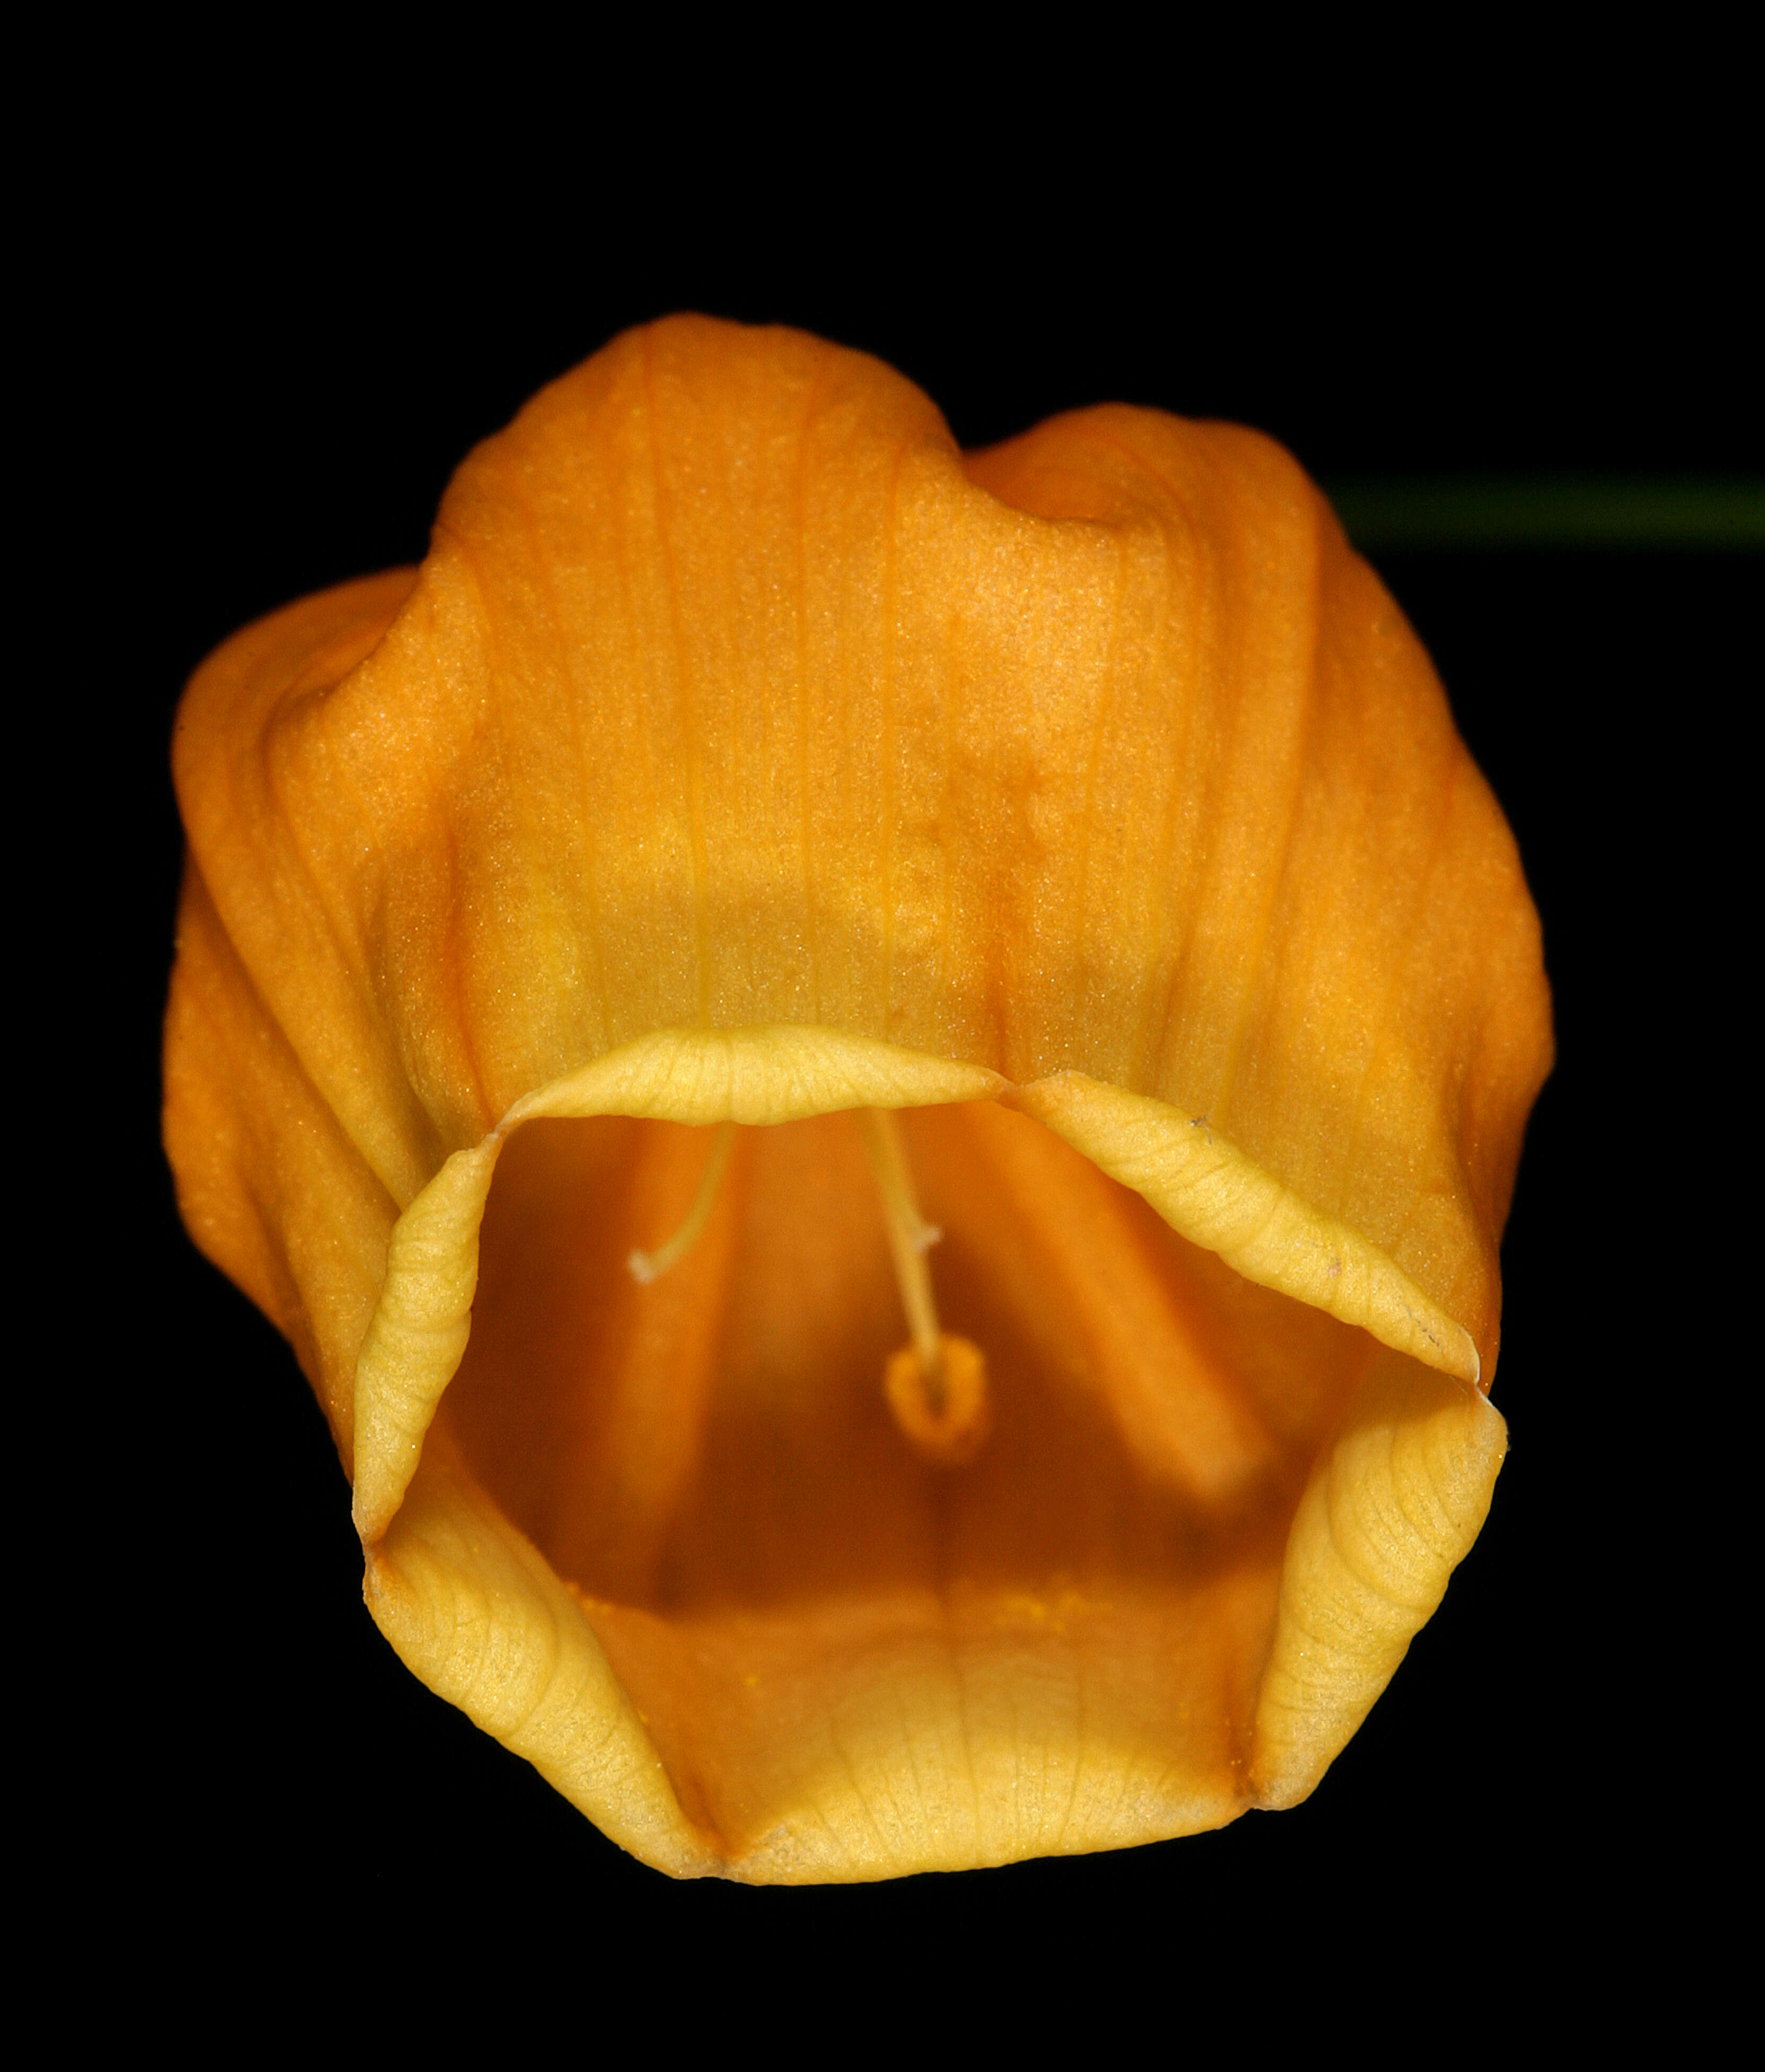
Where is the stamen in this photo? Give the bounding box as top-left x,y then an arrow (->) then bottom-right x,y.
859,1108 -> 990,1467
858,1108 -> 945,1392
627,1122 -> 737,1284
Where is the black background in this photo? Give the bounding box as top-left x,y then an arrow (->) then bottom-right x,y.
74,159 -> 1752,2005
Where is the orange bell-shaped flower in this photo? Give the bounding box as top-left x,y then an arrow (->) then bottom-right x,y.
164,316 -> 1552,1879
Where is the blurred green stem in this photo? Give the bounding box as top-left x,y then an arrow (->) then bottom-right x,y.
1324,478 -> 1765,551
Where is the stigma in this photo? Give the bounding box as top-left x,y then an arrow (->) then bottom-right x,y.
881,1333 -> 991,1467
627,1107 -> 991,1468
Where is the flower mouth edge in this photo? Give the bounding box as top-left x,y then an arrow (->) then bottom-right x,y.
350,1023 -> 1482,1549
346,1022 -> 1504,1878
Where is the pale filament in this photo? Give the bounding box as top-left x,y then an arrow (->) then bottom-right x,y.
624,1107 -> 982,1462
627,1121 -> 738,1284
855,1107 -> 946,1407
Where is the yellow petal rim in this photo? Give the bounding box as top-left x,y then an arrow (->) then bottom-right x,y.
1012,1073 -> 1481,1387
351,1024 -> 1505,1876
